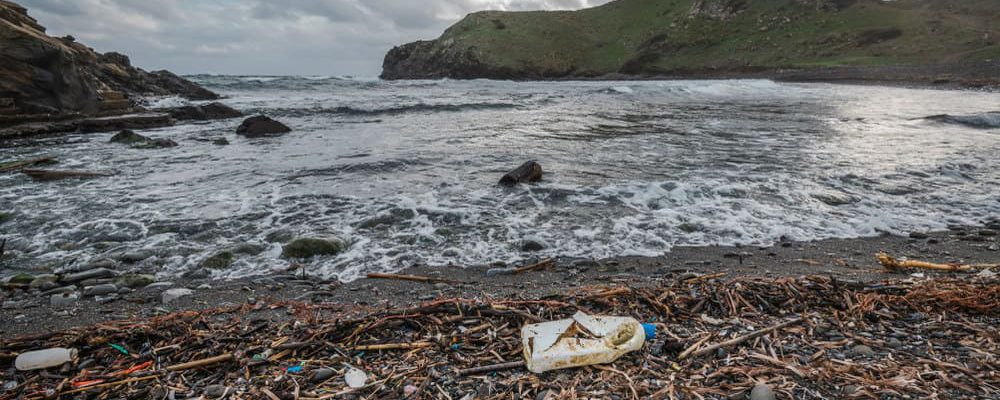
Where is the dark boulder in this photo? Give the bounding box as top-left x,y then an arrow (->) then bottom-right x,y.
167,102 -> 242,121
500,161 -> 543,186
282,238 -> 344,259
110,129 -> 148,144
236,116 -> 291,137
110,129 -> 177,149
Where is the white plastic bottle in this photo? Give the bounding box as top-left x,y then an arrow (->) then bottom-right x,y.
521,312 -> 651,373
14,348 -> 77,371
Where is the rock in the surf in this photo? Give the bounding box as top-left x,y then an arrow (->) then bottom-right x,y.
200,251 -> 234,270
167,102 -> 243,121
110,129 -> 177,149
499,161 -> 543,186
281,238 -> 344,259
236,115 -> 291,137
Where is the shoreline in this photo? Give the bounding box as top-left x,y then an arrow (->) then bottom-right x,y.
2,225 -> 996,336
383,62 -> 1000,92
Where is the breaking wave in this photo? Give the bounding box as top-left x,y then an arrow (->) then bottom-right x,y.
924,112 -> 1000,129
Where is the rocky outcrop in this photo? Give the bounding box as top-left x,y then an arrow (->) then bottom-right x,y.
382,40 -> 503,80
689,0 -> 748,20
0,0 -> 217,117
382,0 -> 1000,83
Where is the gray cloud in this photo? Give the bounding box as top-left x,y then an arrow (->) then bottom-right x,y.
17,0 -> 612,76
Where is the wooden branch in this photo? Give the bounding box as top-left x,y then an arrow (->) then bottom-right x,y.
456,361 -> 525,376
0,156 -> 54,173
353,342 -> 434,351
876,252 -> 974,272
680,317 -> 805,360
22,169 -> 111,181
58,375 -> 159,396
513,258 -> 554,274
165,353 -> 233,372
366,273 -> 460,285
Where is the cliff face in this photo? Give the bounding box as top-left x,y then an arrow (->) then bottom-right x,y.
0,0 -> 216,116
381,0 -> 1000,80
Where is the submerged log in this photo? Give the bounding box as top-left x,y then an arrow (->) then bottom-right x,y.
0,156 -> 55,173
21,169 -> 112,181
499,161 -> 543,186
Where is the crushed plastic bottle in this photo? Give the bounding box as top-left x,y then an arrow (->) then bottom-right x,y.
521,311 -> 653,373
14,348 -> 78,371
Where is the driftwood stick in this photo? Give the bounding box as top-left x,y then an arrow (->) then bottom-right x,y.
58,375 -> 158,395
165,353 -> 233,372
680,317 -> 805,360
353,342 -> 434,351
0,156 -> 54,172
21,169 -> 111,181
457,361 -> 525,376
366,273 -> 460,285
513,258 -> 554,274
877,252 -> 975,272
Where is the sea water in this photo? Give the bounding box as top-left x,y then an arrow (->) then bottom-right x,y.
1,77 -> 998,281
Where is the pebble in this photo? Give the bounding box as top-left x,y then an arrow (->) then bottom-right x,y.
908,232 -> 928,239
83,284 -> 118,297
61,268 -> 116,284
85,259 -> 116,269
486,267 -> 516,277
887,338 -> 903,349
980,229 -> 997,237
29,274 -> 59,289
716,348 -> 727,359
851,344 -> 875,357
120,250 -> 153,263
749,383 -> 776,400
403,384 -> 419,397
161,288 -> 194,304
2,300 -> 30,310
203,384 -> 228,397
145,282 -> 174,290
197,284 -> 212,290
41,286 -> 76,296
311,368 -> 335,383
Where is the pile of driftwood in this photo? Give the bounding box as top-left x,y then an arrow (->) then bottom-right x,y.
1,271 -> 997,399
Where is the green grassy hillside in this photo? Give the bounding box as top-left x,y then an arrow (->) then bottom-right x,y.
382,0 -> 1000,79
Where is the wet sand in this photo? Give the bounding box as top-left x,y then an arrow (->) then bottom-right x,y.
2,226 -> 996,336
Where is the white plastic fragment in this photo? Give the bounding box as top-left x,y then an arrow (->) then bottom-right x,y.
521,311 -> 647,373
161,288 -> 193,304
15,348 -> 78,371
345,366 -> 367,388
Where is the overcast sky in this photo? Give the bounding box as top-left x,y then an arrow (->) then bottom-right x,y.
19,0 -> 612,76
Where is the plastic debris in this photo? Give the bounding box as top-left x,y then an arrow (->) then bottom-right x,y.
15,348 -> 78,371
345,366 -> 367,388
109,343 -> 130,356
286,365 -> 303,373
161,288 -> 193,304
521,311 -> 647,373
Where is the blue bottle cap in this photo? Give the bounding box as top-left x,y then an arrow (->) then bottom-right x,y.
641,323 -> 656,340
